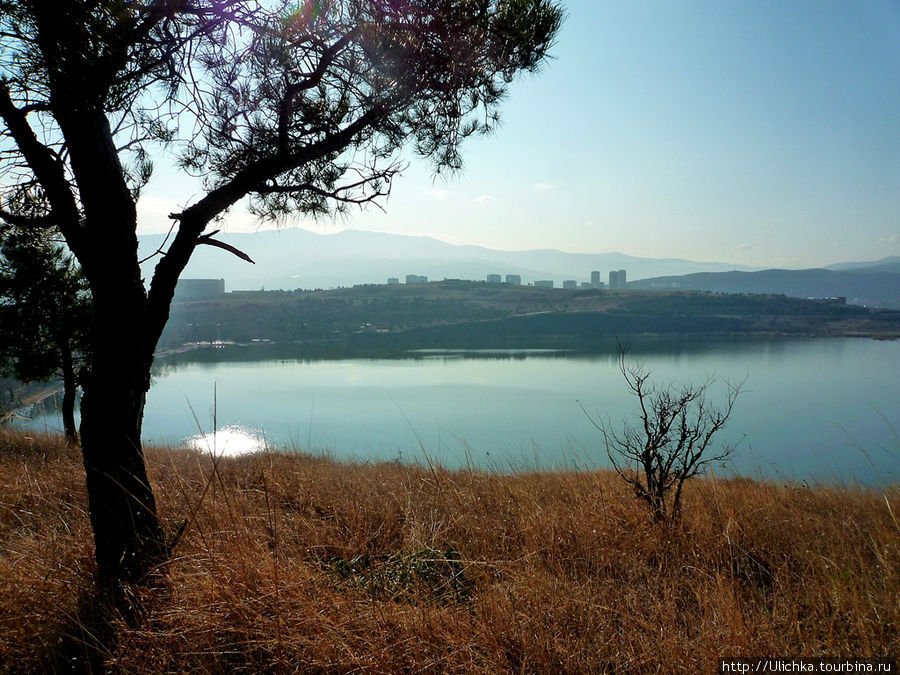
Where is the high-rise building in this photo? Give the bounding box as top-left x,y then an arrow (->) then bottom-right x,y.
591,270 -> 601,288
608,269 -> 627,290
563,280 -> 577,289
505,274 -> 522,286
486,274 -> 502,283
387,277 -> 399,285
534,280 -> 554,288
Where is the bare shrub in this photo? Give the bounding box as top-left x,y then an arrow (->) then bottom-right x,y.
586,348 -> 745,521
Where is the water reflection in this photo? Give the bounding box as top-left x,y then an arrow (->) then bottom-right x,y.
186,425 -> 267,457
151,336 -> 802,378
7,337 -> 899,484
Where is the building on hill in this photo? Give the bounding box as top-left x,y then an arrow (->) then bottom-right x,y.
174,278 -> 225,301
487,274 -> 502,283
387,277 -> 399,285
534,280 -> 554,288
405,274 -> 428,284
505,274 -> 521,285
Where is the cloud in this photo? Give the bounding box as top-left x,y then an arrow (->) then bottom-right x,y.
474,194 -> 494,204
533,182 -> 557,192
733,243 -> 753,252
877,233 -> 900,245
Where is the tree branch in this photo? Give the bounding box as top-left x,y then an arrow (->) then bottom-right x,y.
0,205 -> 56,229
176,101 -> 392,229
0,81 -> 83,254
256,169 -> 396,209
144,101 -> 392,346
196,230 -> 254,263
277,32 -> 355,154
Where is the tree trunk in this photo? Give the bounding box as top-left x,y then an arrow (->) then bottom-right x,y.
60,339 -> 78,446
46,99 -> 170,586
78,295 -> 166,585
79,362 -> 166,584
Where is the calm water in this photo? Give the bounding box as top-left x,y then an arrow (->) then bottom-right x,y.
10,338 -> 900,485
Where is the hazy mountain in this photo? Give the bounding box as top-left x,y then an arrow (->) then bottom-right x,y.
138,228 -> 758,290
629,268 -> 900,308
823,256 -> 900,273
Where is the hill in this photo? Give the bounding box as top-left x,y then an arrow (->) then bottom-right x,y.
630,268 -> 900,308
824,256 -> 900,273
159,282 -> 900,350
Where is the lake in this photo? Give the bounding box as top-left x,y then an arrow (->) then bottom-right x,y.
9,337 -> 899,485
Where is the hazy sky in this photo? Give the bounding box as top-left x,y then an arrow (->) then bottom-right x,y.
139,0 -> 900,269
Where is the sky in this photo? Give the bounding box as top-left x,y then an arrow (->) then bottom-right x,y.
138,0 -> 900,269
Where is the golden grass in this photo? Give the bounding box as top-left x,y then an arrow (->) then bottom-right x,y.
1,428 -> 897,673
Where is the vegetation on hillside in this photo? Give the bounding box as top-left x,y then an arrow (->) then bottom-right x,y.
1,430 -> 897,672
160,283 -> 900,350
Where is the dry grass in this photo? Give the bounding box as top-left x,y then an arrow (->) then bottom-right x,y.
1,428 -> 897,673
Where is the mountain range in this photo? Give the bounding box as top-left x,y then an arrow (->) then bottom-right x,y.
138,228 -> 758,290
138,229 -> 899,307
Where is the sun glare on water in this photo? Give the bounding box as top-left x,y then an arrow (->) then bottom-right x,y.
186,425 -> 267,457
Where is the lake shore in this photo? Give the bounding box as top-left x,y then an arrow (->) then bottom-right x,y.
2,430 -> 897,672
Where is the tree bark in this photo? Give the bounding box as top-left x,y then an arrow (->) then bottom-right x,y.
78,304 -> 166,584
